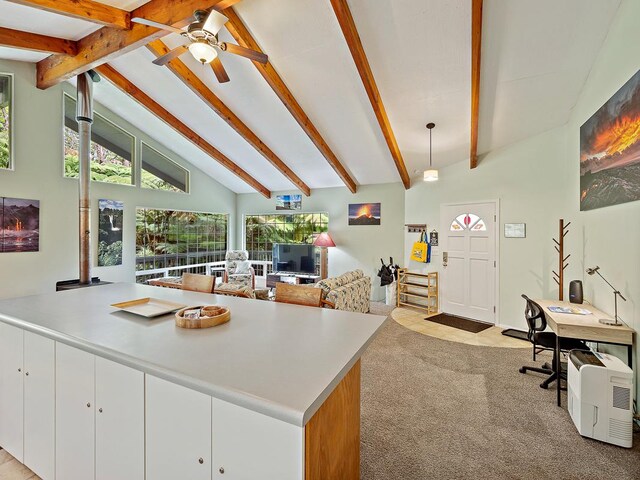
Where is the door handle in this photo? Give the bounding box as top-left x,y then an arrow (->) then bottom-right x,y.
442,251 -> 448,267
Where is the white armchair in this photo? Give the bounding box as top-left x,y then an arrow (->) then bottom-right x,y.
222,250 -> 255,289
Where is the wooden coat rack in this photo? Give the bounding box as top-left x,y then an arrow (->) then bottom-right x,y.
552,218 -> 571,301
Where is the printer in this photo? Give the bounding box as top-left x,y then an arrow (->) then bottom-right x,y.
568,350 -> 633,448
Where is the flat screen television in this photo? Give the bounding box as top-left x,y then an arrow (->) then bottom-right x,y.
272,244 -> 316,274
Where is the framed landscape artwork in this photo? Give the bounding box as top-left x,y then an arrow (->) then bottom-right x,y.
580,69 -> 640,211
348,203 -> 381,226
1,197 -> 40,252
276,194 -> 302,210
98,199 -> 123,266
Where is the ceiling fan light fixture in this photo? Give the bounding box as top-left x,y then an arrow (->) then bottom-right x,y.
189,41 -> 218,64
203,10 -> 228,35
423,122 -> 439,182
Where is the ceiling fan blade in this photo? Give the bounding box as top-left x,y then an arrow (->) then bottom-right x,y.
213,0 -> 243,12
152,45 -> 189,66
131,17 -> 184,34
210,57 -> 230,83
222,43 -> 268,64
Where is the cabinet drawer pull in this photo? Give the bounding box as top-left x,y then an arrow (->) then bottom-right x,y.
87,402 -> 91,408
25,372 -> 29,376
98,408 -> 103,413
17,368 -> 21,373
198,458 -> 204,465
219,467 -> 225,474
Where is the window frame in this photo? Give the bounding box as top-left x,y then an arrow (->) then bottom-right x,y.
135,207 -> 230,277
62,92 -> 136,186
243,211 -> 329,251
0,72 -> 14,171
140,140 -> 190,194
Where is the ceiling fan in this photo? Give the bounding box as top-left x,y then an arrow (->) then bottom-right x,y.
132,9 -> 268,84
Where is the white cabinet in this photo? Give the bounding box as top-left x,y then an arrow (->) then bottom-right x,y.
146,375 -> 212,480
56,343 -> 145,480
95,356 -> 144,480
56,343 -> 95,480
0,322 -> 24,461
0,324 -> 55,480
212,398 -> 304,480
23,331 -> 55,480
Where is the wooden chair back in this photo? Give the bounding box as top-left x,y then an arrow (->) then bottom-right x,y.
181,273 -> 215,294
275,283 -> 323,307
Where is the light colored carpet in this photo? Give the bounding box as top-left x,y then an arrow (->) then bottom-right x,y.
362,304 -> 640,480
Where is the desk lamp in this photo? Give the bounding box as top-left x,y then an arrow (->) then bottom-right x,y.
586,266 -> 626,326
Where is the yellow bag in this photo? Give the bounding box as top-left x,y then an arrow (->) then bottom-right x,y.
410,231 -> 428,262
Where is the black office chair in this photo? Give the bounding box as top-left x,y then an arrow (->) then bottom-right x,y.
519,294 -> 587,389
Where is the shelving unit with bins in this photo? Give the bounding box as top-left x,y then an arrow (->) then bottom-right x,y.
396,269 -> 438,317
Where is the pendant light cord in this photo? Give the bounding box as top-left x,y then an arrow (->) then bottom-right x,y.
429,127 -> 432,168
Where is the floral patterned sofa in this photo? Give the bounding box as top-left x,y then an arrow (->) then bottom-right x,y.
315,270 -> 371,313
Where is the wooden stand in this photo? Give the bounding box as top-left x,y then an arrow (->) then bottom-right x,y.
396,269 -> 438,317
552,219 -> 571,301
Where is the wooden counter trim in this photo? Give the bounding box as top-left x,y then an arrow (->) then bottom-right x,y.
305,359 -> 360,480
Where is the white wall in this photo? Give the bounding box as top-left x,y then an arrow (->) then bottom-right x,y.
236,183 -> 405,301
566,0 -> 640,401
405,126 -> 575,330
405,0 -> 640,402
0,60 -> 236,300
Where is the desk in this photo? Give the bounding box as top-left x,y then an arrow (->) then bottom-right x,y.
534,299 -> 634,407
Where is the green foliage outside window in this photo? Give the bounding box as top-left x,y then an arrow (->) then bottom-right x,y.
136,208 -> 228,283
245,213 -> 328,262
0,75 -> 10,170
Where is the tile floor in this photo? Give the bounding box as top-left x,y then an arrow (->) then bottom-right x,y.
392,307 -> 530,348
0,450 -> 39,480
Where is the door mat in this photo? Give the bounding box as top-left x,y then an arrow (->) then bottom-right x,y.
426,313 -> 493,333
501,328 -> 529,340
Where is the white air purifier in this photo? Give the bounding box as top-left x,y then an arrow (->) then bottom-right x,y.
567,350 -> 633,448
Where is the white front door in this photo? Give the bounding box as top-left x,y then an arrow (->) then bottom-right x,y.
440,202 -> 497,323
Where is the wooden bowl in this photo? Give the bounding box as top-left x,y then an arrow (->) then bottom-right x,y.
175,305 -> 230,329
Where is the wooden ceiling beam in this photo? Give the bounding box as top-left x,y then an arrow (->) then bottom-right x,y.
470,0 -> 483,169
146,39 -> 312,197
329,0 -> 410,189
6,0 -> 131,29
35,0 -> 228,90
94,64 -> 271,198
222,7 -> 358,194
0,27 -> 77,56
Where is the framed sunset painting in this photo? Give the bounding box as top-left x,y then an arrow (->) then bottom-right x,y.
580,69 -> 640,211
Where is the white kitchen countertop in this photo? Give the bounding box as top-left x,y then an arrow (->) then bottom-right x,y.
0,283 -> 387,426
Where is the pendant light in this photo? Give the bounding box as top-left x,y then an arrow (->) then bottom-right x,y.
423,122 -> 439,182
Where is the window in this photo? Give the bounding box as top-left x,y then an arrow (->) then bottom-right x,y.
140,142 -> 189,193
245,213 -> 328,274
63,94 -> 134,184
0,74 -> 12,170
136,208 -> 228,283
450,213 -> 486,231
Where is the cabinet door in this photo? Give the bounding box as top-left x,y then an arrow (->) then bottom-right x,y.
212,398 -> 304,480
146,375 -> 212,480
0,322 -> 24,461
95,356 -> 144,480
23,332 -> 55,480
56,343 -> 95,480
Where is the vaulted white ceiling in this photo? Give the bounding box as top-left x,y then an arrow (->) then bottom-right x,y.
0,0 -> 623,193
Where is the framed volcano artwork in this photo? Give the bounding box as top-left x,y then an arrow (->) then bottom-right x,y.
580,69 -> 640,211
1,197 -> 40,252
348,202 -> 381,226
